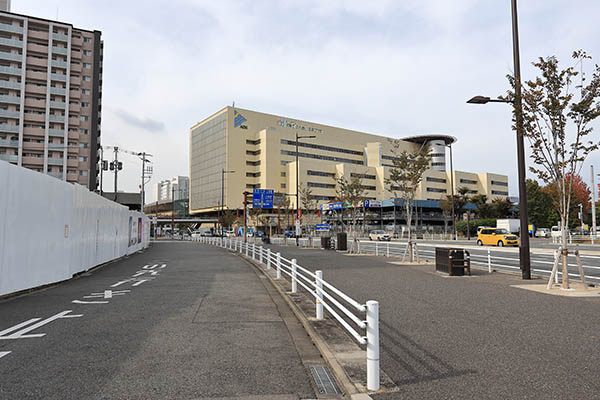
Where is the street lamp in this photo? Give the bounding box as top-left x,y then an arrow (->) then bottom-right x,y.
221,169 -> 235,236
444,143 -> 456,240
466,0 -> 531,280
295,132 -> 316,246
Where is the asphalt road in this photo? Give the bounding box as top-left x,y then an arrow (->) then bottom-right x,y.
262,243 -> 600,399
0,242 -> 317,399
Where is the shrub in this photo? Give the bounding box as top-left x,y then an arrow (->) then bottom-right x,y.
456,218 -> 497,236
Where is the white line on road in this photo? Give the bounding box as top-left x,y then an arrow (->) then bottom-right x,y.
159,264 -> 167,269
0,351 -> 10,359
132,279 -> 148,287
0,318 -> 41,336
111,280 -> 131,287
72,300 -> 109,304
0,310 -> 82,340
142,264 -> 158,269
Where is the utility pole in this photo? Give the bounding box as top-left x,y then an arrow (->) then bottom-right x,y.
447,143 -> 456,240
113,146 -> 119,202
592,165 -> 596,238
295,132 -> 316,246
171,185 -> 175,236
139,152 -> 153,213
243,191 -> 249,243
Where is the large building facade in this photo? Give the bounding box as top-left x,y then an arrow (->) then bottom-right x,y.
153,176 -> 189,202
189,107 -> 509,215
0,11 -> 103,189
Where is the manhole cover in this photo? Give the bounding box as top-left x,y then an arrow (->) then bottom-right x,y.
309,365 -> 340,395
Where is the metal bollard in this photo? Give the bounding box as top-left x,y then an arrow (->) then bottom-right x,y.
386,243 -> 390,257
266,248 -> 271,270
291,259 -> 298,293
315,270 -> 323,319
276,252 -> 281,279
487,249 -> 492,273
366,300 -> 380,391
259,246 -> 263,264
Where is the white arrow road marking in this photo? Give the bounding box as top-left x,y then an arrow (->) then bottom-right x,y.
72,300 -> 109,304
131,279 -> 148,287
0,351 -> 10,359
159,264 -> 167,269
142,264 -> 158,270
0,310 -> 82,340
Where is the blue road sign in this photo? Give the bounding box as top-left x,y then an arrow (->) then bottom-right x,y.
252,189 -> 274,209
315,224 -> 330,232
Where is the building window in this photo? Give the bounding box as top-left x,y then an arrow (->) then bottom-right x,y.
491,180 -> 508,187
307,170 -> 335,178
492,190 -> 508,196
82,76 -> 91,82
83,63 -> 92,69
460,178 -> 477,185
246,139 -> 261,145
430,153 -> 445,157
79,128 -> 88,134
246,184 -> 260,189
311,195 -> 336,201
83,37 -> 92,43
360,185 -> 376,191
246,149 -> 260,156
281,150 -> 363,165
281,171 -> 286,177
245,172 -> 260,177
80,116 -> 88,121
351,172 -> 376,180
79,143 -> 88,148
246,160 -> 260,166
281,183 -> 286,189
79,170 -> 88,176
280,139 -> 363,156
79,156 -> 88,162
83,50 -> 92,56
81,102 -> 89,108
82,89 -> 91,95
431,162 -> 445,167
308,182 -> 336,189
427,187 -> 447,193
426,177 -> 446,183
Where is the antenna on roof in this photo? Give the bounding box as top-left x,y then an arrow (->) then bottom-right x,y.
56,8 -> 59,20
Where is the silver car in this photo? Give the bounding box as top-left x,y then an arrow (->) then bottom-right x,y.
369,230 -> 391,241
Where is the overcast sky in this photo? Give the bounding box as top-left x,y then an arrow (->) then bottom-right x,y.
14,0 -> 600,202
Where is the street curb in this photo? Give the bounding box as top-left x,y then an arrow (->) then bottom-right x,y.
234,250 -> 369,399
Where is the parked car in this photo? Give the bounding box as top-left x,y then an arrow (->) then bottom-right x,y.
535,228 -> 550,238
255,231 -> 264,238
477,228 -> 519,247
369,230 -> 391,241
284,231 -> 296,238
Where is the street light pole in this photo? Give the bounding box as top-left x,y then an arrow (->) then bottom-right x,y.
295,132 -> 316,246
446,143 -> 456,240
221,169 -> 235,236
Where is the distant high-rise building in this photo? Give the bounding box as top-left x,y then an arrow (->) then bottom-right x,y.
0,10 -> 103,190
0,1 -> 10,12
154,176 -> 189,202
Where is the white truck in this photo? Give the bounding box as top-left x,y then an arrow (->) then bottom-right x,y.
496,219 -> 520,235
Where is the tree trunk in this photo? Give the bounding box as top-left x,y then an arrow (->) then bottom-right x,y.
561,215 -> 569,289
405,201 -> 413,262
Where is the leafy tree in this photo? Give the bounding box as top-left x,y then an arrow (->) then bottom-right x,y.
526,179 -> 556,228
333,173 -> 367,247
544,174 -> 591,227
221,210 -> 237,229
471,194 -> 494,219
457,187 -> 473,240
490,197 -> 514,219
385,141 -> 431,260
505,50 -> 600,288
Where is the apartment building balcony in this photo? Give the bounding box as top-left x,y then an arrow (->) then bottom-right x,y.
49,114 -> 65,123
49,100 -> 66,109
52,33 -> 69,42
70,76 -> 81,86
24,126 -> 45,137
26,70 -> 46,81
0,37 -> 23,48
69,89 -> 80,99
0,138 -> 18,147
47,157 -> 65,166
66,158 -> 78,167
27,42 -> 47,54
50,73 -> 67,82
69,103 -> 80,112
27,30 -> 48,41
0,94 -> 21,104
68,117 -> 80,126
48,128 -> 65,137
24,98 -> 45,108
70,62 -> 81,72
0,65 -> 22,76
71,36 -> 83,47
0,23 -> 24,34
50,86 -> 66,95
22,141 -> 45,151
0,123 -> 19,133
52,46 -> 68,56
0,51 -> 22,62
27,56 -> 47,68
0,153 -> 17,163
0,80 -> 23,90
25,84 -> 46,95
21,156 -> 43,166
71,50 -> 81,60
23,112 -> 44,123
67,130 -> 79,140
0,109 -> 20,119
50,59 -> 67,68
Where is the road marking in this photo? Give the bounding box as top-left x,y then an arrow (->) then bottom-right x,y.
160,264 -> 167,269
72,300 -> 109,304
82,290 -> 129,299
111,280 -> 131,287
132,279 -> 148,287
142,264 -> 158,270
0,351 -> 10,359
0,310 -> 82,340
133,269 -> 160,277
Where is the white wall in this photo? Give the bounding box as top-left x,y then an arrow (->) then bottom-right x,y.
0,160 -> 150,296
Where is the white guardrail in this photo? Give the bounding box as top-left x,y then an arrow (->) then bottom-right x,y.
354,240 -> 600,282
194,235 -> 380,391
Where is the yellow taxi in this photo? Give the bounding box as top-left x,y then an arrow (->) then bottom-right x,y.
476,228 -> 520,247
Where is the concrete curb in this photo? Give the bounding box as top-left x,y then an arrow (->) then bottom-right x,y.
235,250 -> 370,399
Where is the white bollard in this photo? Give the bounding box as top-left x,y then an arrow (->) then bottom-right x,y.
245,242 -> 249,256
366,300 -> 380,391
488,249 -> 492,273
291,259 -> 298,293
267,248 -> 271,270
386,243 -> 390,257
252,243 -> 256,260
277,252 -> 282,279
259,246 -> 263,264
376,242 -> 379,256
315,270 -> 323,320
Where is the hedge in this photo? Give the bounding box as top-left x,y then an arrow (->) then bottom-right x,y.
455,218 -> 497,236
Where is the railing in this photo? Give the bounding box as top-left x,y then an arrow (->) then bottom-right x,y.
194,235 -> 380,391
353,239 -> 600,282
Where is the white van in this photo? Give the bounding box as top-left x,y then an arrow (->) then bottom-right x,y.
551,226 -> 561,238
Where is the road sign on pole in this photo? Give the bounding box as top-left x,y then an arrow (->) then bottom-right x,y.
252,189 -> 274,209
295,218 -> 301,236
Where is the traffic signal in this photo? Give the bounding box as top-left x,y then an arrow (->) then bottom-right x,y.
117,161 -> 123,170
102,160 -> 108,170
109,161 -> 115,171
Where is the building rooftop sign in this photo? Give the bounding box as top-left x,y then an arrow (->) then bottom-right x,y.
277,119 -> 323,134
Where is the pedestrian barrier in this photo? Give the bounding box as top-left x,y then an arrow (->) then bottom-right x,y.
194,235 -> 380,391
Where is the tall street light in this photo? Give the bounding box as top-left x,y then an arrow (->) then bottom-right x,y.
466,0 -> 531,280
296,132 -> 316,246
221,169 -> 235,236
445,143 -> 456,240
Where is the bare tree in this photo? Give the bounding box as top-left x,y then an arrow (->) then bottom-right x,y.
385,140 -> 431,261
333,173 -> 367,250
505,50 -> 600,289
299,183 -> 317,235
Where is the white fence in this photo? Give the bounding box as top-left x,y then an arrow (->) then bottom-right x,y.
0,161 -> 150,296
195,235 -> 380,391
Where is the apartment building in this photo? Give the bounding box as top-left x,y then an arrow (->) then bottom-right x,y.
153,176 -> 189,202
0,10 -> 102,189
189,107 -> 509,214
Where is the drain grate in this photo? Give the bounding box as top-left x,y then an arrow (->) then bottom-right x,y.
309,365 -> 340,395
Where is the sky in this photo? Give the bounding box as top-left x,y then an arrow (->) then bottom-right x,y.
13,0 -> 600,202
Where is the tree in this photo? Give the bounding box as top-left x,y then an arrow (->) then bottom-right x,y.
385,141 -> 431,260
299,184 -> 318,234
333,173 -> 367,249
490,197 -> 514,219
471,194 -> 494,219
457,187 -> 473,240
544,174 -> 591,227
505,50 -> 600,289
221,210 -> 237,229
526,179 -> 556,228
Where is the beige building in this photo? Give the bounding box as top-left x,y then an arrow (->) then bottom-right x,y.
0,10 -> 103,189
189,107 -> 509,214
